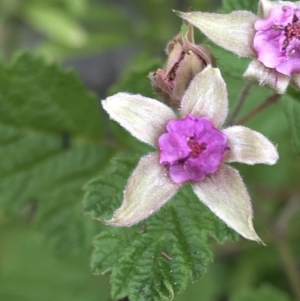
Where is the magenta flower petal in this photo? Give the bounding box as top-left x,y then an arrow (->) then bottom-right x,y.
254,30 -> 286,68
296,8 -> 300,20
254,4 -> 300,76
158,115 -> 229,184
255,5 -> 295,30
158,133 -> 190,165
166,115 -> 206,137
276,40 -> 300,75
169,161 -> 205,183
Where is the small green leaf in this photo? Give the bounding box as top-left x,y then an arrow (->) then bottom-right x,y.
83,155 -> 238,301
180,23 -> 190,38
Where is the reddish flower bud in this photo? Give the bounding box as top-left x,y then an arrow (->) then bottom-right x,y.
149,24 -> 216,110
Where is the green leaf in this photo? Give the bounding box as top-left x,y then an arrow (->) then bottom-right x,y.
83,155 -> 238,301
230,284 -> 293,301
0,52 -> 112,253
222,0 -> 258,13
281,91 -> 300,155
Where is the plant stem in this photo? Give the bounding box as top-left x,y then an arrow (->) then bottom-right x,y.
235,93 -> 281,125
227,81 -> 253,126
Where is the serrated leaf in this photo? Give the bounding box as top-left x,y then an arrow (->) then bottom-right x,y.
281,92 -> 300,155
222,0 -> 258,13
83,155 -> 238,301
230,284 -> 293,301
0,52 -> 113,253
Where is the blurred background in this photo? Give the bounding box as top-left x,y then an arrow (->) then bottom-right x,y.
0,0 -> 219,97
0,0 -> 299,301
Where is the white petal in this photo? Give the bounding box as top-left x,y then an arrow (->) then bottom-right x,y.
223,126 -> 279,165
243,60 -> 290,94
102,92 -> 176,147
192,165 -> 261,241
106,153 -> 181,226
177,11 -> 257,57
181,66 -> 228,128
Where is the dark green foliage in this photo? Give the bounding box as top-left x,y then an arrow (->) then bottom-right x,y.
0,52 -> 113,253
83,155 -> 237,301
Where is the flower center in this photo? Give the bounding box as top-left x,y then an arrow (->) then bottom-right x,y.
158,115 -> 229,184
187,138 -> 206,158
285,20 -> 300,41
270,7 -> 300,51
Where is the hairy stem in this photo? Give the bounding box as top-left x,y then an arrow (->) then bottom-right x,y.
236,93 -> 281,125
227,81 -> 253,126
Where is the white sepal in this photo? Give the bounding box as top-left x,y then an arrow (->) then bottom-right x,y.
223,126 -> 279,165
106,153 -> 181,226
192,164 -> 261,242
102,92 -> 176,147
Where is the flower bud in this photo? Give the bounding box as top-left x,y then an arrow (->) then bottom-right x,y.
149,24 -> 216,110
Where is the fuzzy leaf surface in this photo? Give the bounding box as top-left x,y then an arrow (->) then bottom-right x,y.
0,52 -> 112,253
83,155 -> 237,301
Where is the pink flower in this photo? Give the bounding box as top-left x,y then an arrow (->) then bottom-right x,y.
102,66 -> 278,241
158,115 -> 229,183
149,24 -> 216,110
254,4 -> 300,76
176,0 -> 300,94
